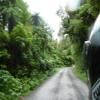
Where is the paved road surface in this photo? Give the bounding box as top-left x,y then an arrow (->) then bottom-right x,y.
24,68 -> 89,100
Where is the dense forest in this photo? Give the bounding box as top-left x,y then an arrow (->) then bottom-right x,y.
0,0 -> 100,99
0,0 -> 72,99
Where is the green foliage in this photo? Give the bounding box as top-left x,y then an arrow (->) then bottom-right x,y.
16,0 -> 31,24
62,0 -> 100,80
57,36 -> 74,66
0,69 -> 55,100
0,0 -> 71,99
0,0 -> 16,30
0,70 -> 22,99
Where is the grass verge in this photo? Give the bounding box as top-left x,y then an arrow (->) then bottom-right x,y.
73,66 -> 88,83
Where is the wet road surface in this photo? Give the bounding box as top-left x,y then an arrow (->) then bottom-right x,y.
24,68 -> 89,100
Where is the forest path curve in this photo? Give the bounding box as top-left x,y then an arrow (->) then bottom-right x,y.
24,67 -> 89,100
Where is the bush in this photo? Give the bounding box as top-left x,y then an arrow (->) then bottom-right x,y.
0,70 -> 22,99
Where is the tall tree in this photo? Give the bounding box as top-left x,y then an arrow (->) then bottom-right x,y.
0,0 -> 16,31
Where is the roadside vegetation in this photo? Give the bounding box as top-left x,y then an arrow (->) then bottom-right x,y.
0,0 -> 73,99
61,0 -> 100,81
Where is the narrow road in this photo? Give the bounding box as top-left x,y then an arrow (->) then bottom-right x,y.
24,68 -> 89,100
